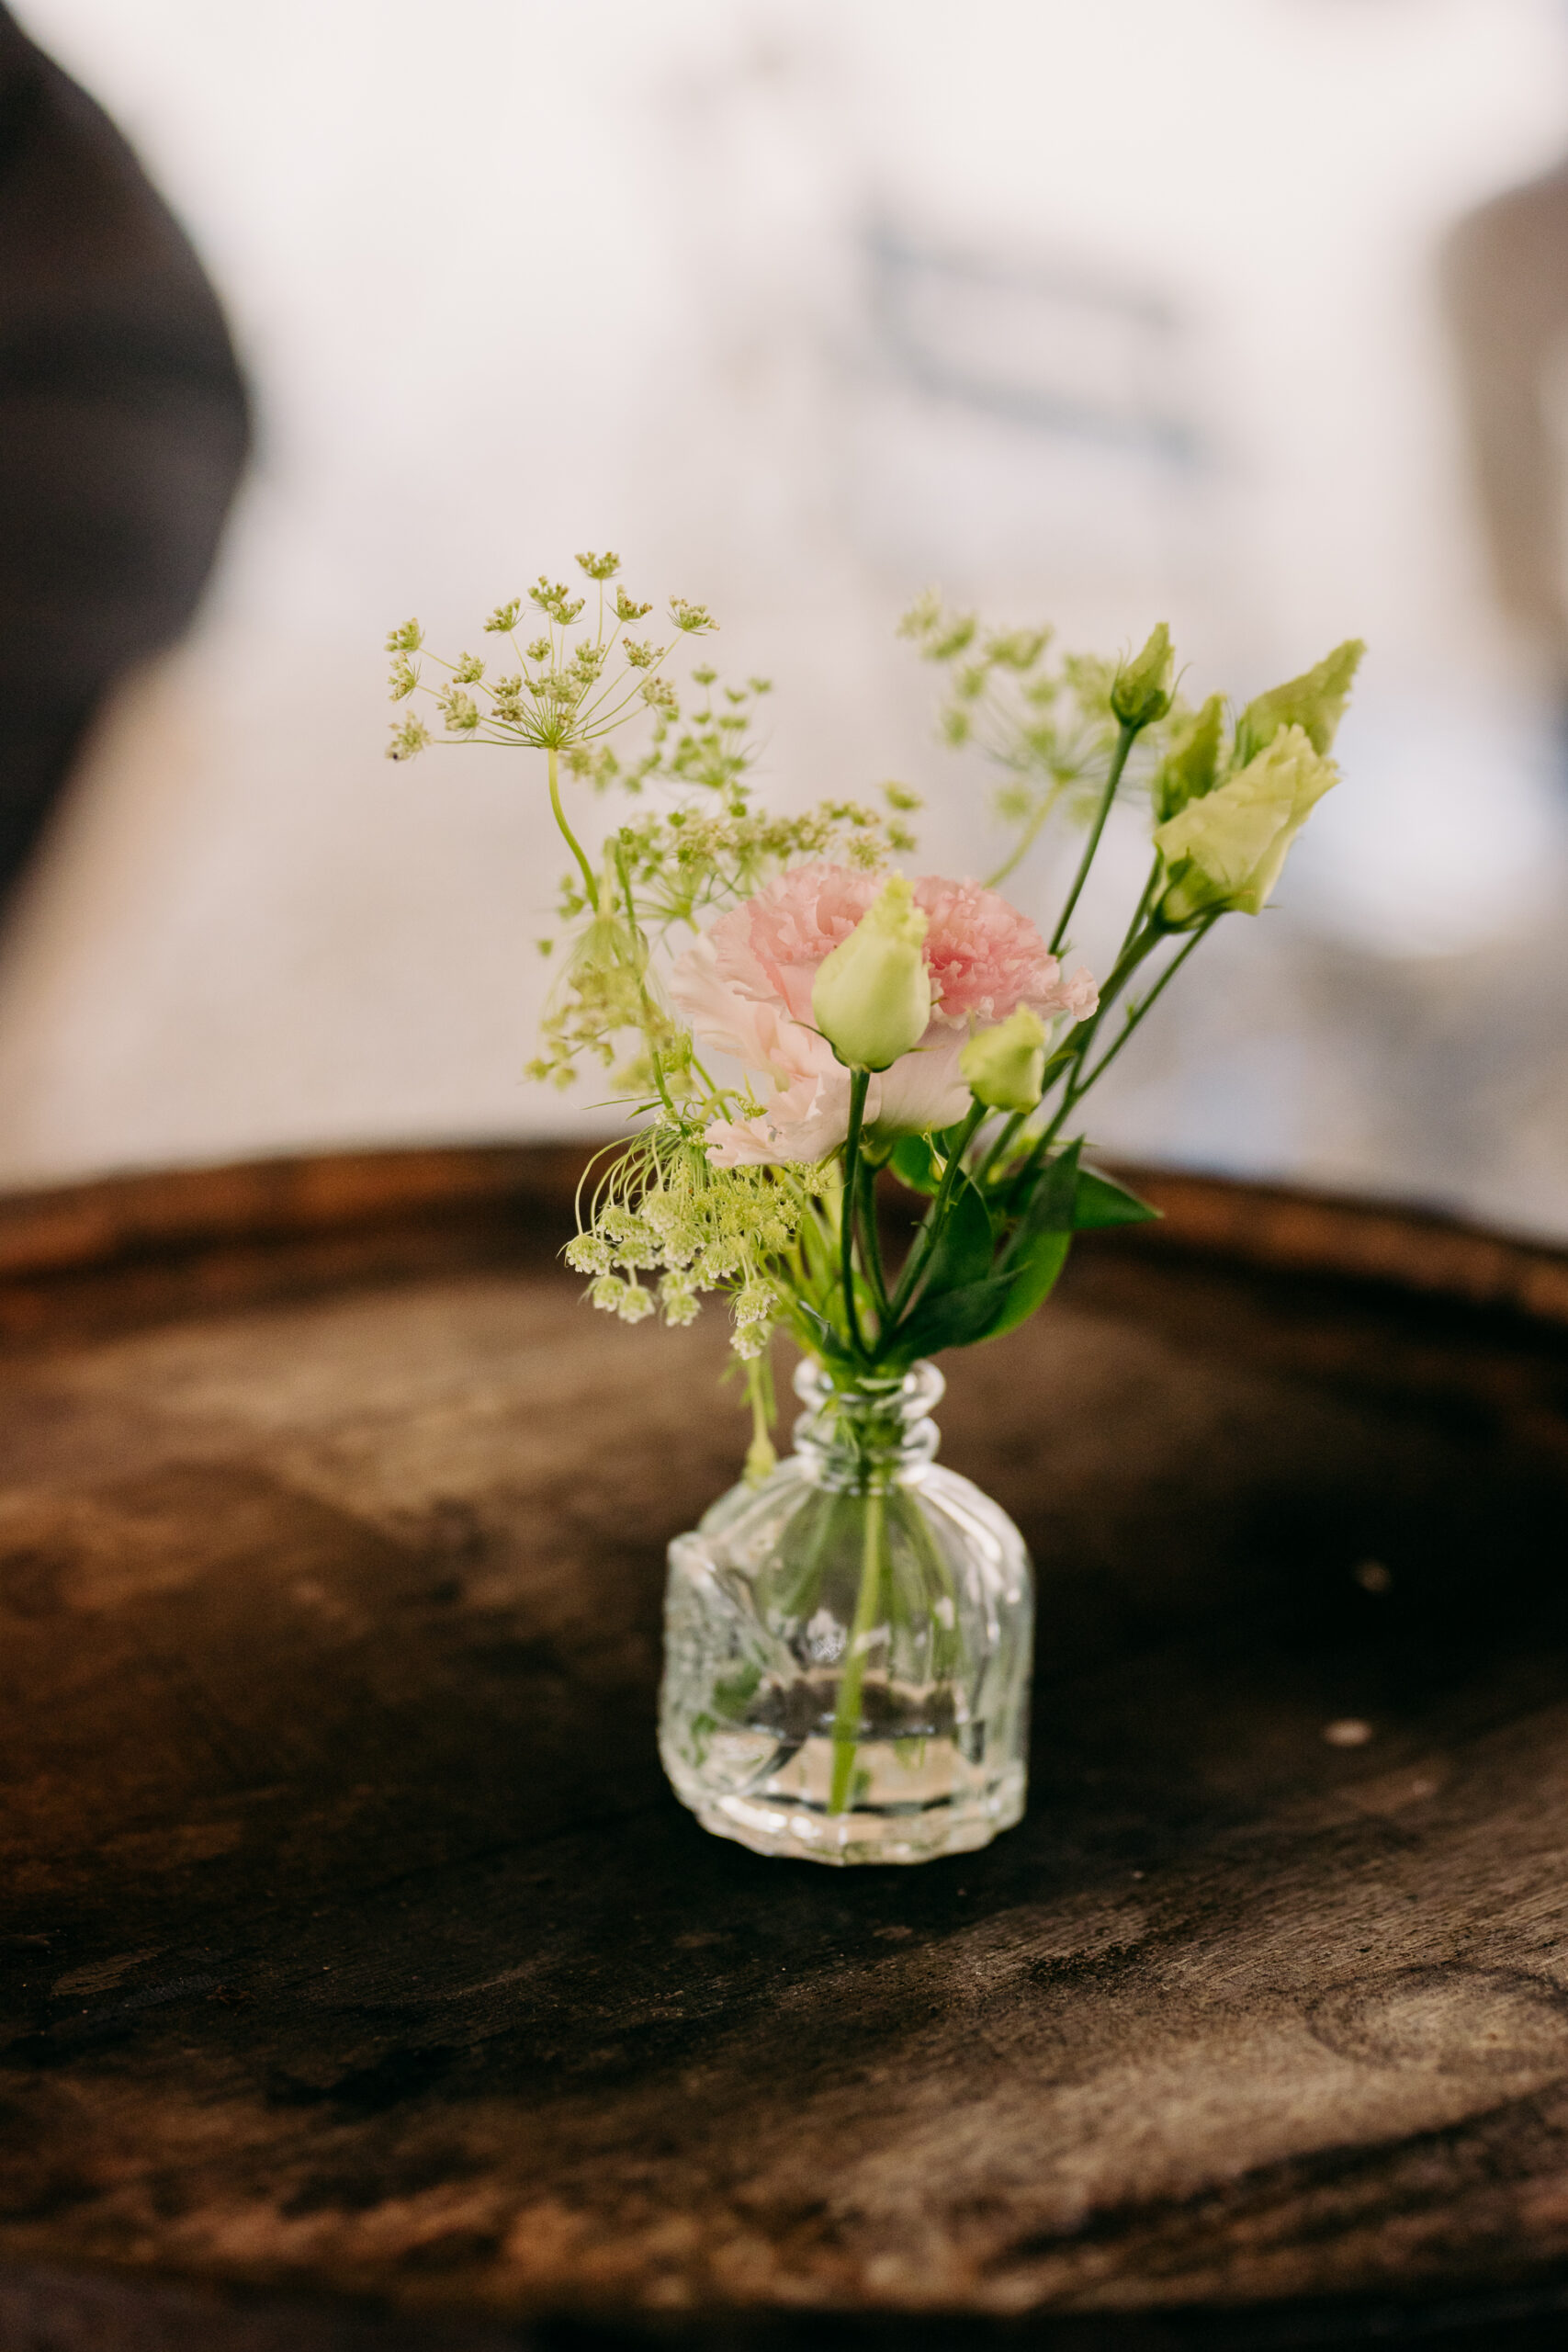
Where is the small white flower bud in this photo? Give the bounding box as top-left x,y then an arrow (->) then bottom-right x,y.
960,1007 -> 1049,1112
1111,623 -> 1174,729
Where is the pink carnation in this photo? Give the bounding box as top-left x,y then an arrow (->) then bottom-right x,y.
669,864 -> 1098,1168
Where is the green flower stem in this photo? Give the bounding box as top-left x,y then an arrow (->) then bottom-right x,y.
1049,718 -> 1139,955
1063,915 -> 1165,1070
840,1068 -> 873,1361
743,1351 -> 777,1481
547,744 -> 599,914
983,784 -> 1063,892
883,1097 -> 987,1333
829,1484 -> 886,1814
1021,920 -> 1210,1175
1006,924 -> 1165,1191
975,1109 -> 1026,1191
1114,852 -> 1165,969
1070,919 -> 1213,1098
687,1053 -> 739,1119
612,834 -> 679,1120
856,1152 -> 891,1321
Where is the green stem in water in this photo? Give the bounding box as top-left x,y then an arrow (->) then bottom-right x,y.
1049,718 -> 1138,955
547,743 -> 598,913
829,1485 -> 886,1814
839,1068 -> 872,1361
890,1488 -> 961,1679
776,1488 -> 850,1624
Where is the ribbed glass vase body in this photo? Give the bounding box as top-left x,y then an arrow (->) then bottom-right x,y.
659,1360 -> 1032,1865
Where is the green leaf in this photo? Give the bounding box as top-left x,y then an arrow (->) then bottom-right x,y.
1073,1166 -> 1160,1229
794,1300 -> 856,1370
891,1272 -> 1018,1361
918,1169 -> 994,1299
1033,1138 -> 1082,1229
892,1221 -> 1076,1357
876,1145 -> 1153,1363
1001,1139 -> 1081,1260
987,1228 -> 1072,1340
889,1133 -> 942,1195
1236,638 -> 1365,762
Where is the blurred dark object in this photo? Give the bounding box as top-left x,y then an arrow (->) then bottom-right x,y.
0,4 -> 248,915
1445,161 -> 1568,695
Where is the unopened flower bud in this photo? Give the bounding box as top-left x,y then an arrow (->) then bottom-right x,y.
811,875 -> 931,1069
1111,622 -> 1174,729
1155,724 -> 1336,928
960,1007 -> 1049,1112
1238,639 -> 1365,761
1151,693 -> 1224,823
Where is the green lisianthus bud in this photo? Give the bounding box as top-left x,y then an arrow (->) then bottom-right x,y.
1110,622 -> 1174,729
1238,638 -> 1365,761
1151,692 -> 1224,823
960,1007 -> 1049,1112
811,875 -> 931,1069
1154,725 -> 1336,929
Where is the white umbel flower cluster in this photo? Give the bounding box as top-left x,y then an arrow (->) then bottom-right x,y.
566,1129 -> 803,1358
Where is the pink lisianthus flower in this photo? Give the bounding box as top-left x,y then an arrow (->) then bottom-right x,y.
669,863 -> 1098,1168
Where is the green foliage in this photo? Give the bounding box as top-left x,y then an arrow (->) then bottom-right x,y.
914,1170 -> 993,1298
889,1271 -> 1021,1364
984,1229 -> 1072,1340
889,1134 -> 942,1195
1072,1167 -> 1159,1227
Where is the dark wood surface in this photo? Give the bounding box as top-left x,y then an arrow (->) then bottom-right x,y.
6,1145 -> 1568,2351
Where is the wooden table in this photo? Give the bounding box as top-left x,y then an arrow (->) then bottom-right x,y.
6,1145 -> 1568,2351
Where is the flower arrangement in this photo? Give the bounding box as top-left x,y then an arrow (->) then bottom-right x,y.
388,558 -> 1359,1448
388,554 -> 1360,1862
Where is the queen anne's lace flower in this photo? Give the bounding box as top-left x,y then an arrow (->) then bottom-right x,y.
670,864 -> 1098,1168
571,1135 -> 802,1355
659,1271 -> 701,1327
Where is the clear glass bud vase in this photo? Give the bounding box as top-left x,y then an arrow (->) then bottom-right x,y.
660,1359 -> 1033,1865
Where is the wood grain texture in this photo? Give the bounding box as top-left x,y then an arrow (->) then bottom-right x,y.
6,1146 -> 1568,2349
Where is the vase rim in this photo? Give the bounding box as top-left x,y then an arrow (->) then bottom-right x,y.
793,1356 -> 945,1414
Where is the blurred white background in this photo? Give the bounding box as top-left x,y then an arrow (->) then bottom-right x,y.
4,0 -> 1568,1231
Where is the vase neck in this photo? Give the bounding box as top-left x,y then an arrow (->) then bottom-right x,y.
791,1358 -> 943,1491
